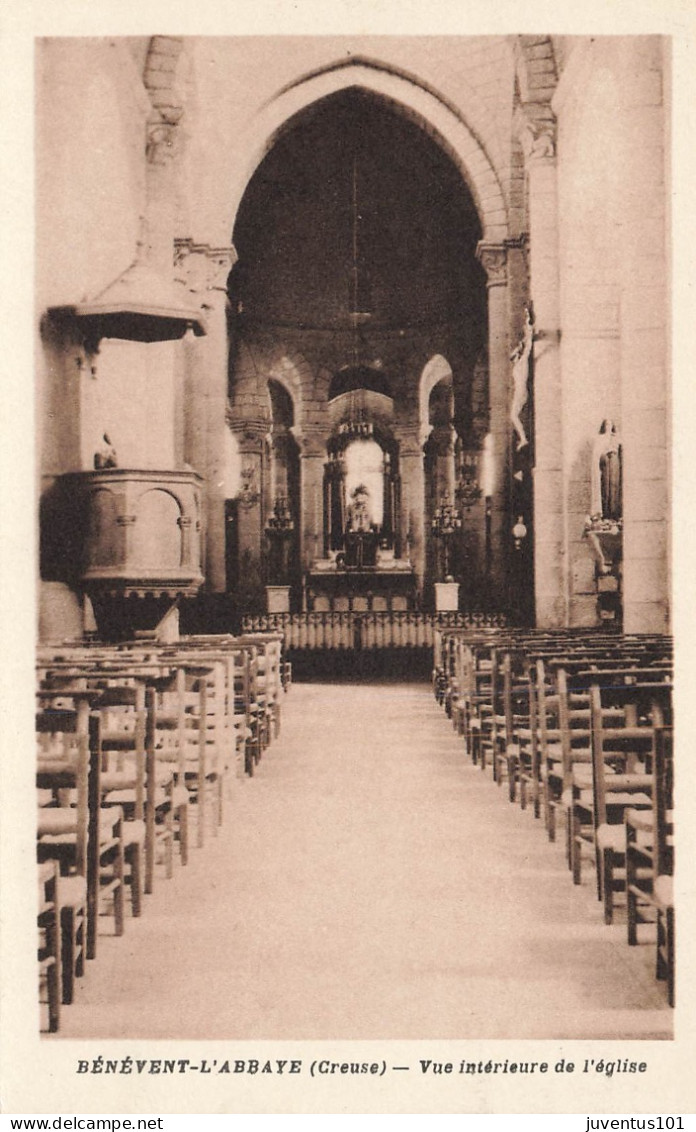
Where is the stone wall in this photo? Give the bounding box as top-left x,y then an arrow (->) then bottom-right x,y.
552,36 -> 670,630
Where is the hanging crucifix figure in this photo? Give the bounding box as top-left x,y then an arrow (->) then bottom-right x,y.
510,305 -> 534,451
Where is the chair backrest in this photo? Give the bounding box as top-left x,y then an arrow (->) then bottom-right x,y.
36,702 -> 91,875
93,683 -> 147,819
36,704 -> 103,943
653,721 -> 674,878
589,684 -> 609,828
588,683 -> 656,829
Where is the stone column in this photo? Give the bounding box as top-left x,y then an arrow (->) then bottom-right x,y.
456,444 -> 486,605
270,430 -> 291,500
228,417 -> 269,605
293,428 -> 327,574
617,39 -> 670,633
395,425 -> 426,597
441,426 -> 457,499
516,106 -> 566,626
475,242 -> 510,601
176,241 -> 236,591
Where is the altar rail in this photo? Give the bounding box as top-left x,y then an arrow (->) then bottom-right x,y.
241,611 -> 507,651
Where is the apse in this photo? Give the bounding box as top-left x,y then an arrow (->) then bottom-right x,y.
228,84 -> 488,611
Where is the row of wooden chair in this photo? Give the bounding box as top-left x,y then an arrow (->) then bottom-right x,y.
433,626 -> 675,1007
36,631 -> 289,1032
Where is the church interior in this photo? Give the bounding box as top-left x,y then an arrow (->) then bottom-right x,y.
33,35 -> 674,1041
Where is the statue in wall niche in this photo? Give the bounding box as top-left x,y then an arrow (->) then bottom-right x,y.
94,433 -> 117,470
591,419 -> 622,523
510,306 -> 534,451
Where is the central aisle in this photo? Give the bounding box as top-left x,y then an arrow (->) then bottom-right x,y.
59,682 -> 671,1040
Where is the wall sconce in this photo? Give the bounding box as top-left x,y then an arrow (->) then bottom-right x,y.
455,452 -> 482,510
238,463 -> 260,509
485,497 -> 492,571
512,514 -> 528,551
266,495 -> 294,532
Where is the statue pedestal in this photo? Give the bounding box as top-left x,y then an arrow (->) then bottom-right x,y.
584,520 -> 622,625
266,585 -> 291,614
435,582 -> 460,612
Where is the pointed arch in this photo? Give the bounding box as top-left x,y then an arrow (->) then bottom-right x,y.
419,354 -> 454,445
228,62 -> 508,244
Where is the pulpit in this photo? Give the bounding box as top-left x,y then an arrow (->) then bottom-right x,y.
51,468 -> 204,637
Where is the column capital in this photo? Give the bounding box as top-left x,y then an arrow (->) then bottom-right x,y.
514,104 -> 557,164
226,415 -> 269,454
291,426 -> 326,458
394,425 -> 428,458
476,241 -> 508,288
430,425 -> 456,458
174,238 -> 237,294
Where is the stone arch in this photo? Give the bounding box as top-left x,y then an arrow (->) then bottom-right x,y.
228,61 -> 508,244
419,354 -> 454,445
230,335 -> 312,431
265,350 -> 308,428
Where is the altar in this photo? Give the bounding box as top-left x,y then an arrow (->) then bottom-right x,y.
307,549 -> 416,612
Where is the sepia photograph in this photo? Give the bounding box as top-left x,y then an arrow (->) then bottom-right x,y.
2,3 -> 694,1116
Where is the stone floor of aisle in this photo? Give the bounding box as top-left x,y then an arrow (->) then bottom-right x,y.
55,681 -> 672,1041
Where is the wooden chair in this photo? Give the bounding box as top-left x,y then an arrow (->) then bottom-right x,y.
517,659 -> 543,818
37,707 -> 125,961
534,659 -> 565,839
231,646 -> 254,778
576,685 -> 654,915
148,668 -> 192,865
653,721 -> 675,1005
55,872 -> 87,1005
38,861 -> 61,1032
492,651 -> 516,793
244,641 -> 272,758
39,669 -> 176,902
178,664 -> 223,848
626,721 -> 674,1004
96,683 -> 151,903
253,635 -> 283,740
540,668 -> 608,865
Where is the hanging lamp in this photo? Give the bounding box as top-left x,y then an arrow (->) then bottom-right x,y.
348,152 -> 372,335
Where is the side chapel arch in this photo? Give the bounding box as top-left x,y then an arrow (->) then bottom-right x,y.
419,354 -> 454,448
